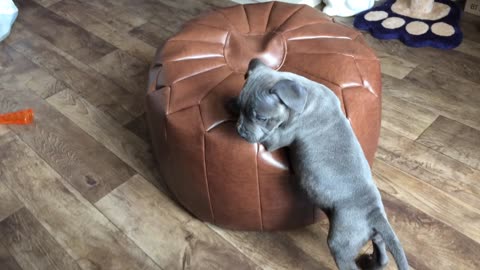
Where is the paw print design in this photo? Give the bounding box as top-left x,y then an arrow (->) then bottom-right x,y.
354,0 -> 462,49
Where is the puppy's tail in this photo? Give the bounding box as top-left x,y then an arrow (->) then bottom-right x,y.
373,216 -> 409,270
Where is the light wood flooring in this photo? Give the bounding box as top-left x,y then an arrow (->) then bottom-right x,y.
0,0 -> 479,269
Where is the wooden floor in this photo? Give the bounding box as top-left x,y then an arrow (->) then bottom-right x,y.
0,0 -> 479,269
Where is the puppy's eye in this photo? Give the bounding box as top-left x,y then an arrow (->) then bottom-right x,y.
256,115 -> 268,122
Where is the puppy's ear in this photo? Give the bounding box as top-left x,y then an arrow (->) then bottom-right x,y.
270,80 -> 307,113
244,58 -> 264,80
226,97 -> 240,116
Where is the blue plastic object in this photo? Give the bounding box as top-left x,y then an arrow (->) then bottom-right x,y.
0,0 -> 18,42
354,0 -> 463,49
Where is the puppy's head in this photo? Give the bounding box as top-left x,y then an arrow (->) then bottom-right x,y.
235,59 -> 307,146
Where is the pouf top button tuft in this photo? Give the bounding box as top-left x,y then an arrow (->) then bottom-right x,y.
146,2 -> 381,231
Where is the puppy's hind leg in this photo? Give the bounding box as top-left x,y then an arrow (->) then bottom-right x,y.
356,232 -> 389,270
327,222 -> 365,270
372,232 -> 389,267
328,236 -> 362,270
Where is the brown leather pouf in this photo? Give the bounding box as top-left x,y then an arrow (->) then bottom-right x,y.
146,2 -> 381,231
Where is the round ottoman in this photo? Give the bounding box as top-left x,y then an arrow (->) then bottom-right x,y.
146,2 -> 381,231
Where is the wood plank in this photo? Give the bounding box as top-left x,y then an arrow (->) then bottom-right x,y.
55,0 -> 148,32
0,133 -> 161,270
363,34 -> 480,84
127,3 -> 195,48
48,0 -> 155,63
129,21 -> 175,48
0,183 -> 22,223
460,13 -> 480,43
90,49 -> 149,96
0,64 -> 67,101
1,42 -> 67,99
0,126 -> 10,137
104,0 -> 231,22
16,0 -> 116,64
11,68 -> 67,99
124,114 -> 150,143
381,94 -> 437,140
404,66 -> 480,108
282,225 -> 338,270
417,116 -> 480,170
96,174 -> 260,270
377,51 -> 418,79
0,44 -> 37,75
455,39 -> 480,59
0,87 -> 136,203
0,242 -> 22,270
5,23 -> 141,124
373,159 -> 480,244
380,191 -> 480,270
31,0 -> 62,8
46,89 -> 160,185
382,73 -> 480,131
211,227 -> 334,270
0,208 -> 82,270
378,127 -> 480,212
183,0 -> 233,9
128,0 -> 231,47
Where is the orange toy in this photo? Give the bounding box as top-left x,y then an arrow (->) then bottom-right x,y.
0,109 -> 34,125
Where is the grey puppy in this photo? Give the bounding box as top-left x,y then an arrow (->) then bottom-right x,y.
232,59 -> 408,270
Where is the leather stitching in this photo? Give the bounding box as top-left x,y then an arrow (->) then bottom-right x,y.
166,39 -> 225,45
242,5 -> 251,33
287,51 -> 375,61
274,5 -> 306,33
265,1 -> 276,31
282,64 -> 344,88
198,71 -> 235,105
278,31 -> 288,71
199,106 -> 216,223
280,21 -> 333,35
223,30 -> 233,71
171,64 -> 227,85
262,1 -> 275,32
